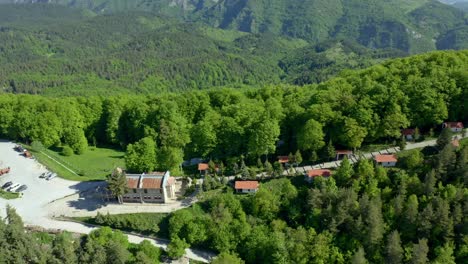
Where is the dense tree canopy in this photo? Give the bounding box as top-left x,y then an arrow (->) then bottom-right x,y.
0,50 -> 466,170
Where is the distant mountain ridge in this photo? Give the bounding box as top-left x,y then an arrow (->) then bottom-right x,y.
0,0 -> 466,53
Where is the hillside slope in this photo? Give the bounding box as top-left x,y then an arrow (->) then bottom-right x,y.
1,0 -> 466,53
0,4 -> 406,96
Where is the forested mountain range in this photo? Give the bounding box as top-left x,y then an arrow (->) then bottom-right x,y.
0,2 -> 465,95
0,0 -> 467,53
0,4 -> 406,95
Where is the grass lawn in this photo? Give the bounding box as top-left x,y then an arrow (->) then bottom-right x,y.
360,144 -> 394,153
30,146 -> 125,181
0,189 -> 20,200
73,212 -> 170,238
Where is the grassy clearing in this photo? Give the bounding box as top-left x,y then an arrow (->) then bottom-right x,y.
30,146 -> 125,181
360,144 -> 394,153
0,189 -> 20,200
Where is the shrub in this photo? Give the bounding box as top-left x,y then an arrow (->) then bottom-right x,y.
61,146 -> 74,156
31,141 -> 44,152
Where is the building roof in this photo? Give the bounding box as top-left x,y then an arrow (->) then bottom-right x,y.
375,154 -> 398,163
126,177 -> 139,189
336,150 -> 353,155
401,129 -> 415,136
141,177 -> 163,189
277,156 -> 289,163
235,181 -> 259,190
444,122 -> 464,129
125,171 -> 170,189
198,163 -> 209,171
307,169 -> 331,178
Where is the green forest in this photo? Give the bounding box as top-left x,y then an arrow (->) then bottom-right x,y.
160,140 -> 468,263
0,206 -> 165,263
0,2 -> 466,95
0,2 -> 467,263
0,50 -> 466,172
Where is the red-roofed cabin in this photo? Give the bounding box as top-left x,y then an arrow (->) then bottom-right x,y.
401,129 -> 416,140
235,181 -> 259,194
335,150 -> 353,161
305,169 -> 331,183
277,156 -> 289,164
443,122 -> 464,133
198,163 -> 219,175
374,154 -> 397,167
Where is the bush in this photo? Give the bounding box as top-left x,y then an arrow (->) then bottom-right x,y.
31,141 -> 44,152
61,146 -> 74,156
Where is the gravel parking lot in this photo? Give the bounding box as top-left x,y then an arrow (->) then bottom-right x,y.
0,140 -> 102,225
0,140 -> 212,262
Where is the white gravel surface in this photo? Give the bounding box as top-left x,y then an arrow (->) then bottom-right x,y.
0,141 -> 212,263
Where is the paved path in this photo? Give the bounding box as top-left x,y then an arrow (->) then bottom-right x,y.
46,188 -> 198,218
291,132 -> 466,174
0,141 -> 213,263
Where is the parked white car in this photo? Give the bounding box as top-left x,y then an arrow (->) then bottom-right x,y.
46,173 -> 57,181
6,183 -> 21,192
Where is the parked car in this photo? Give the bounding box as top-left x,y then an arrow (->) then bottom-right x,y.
46,173 -> 57,181
6,183 -> 21,192
16,185 -> 27,192
1,181 -> 13,189
39,172 -> 47,179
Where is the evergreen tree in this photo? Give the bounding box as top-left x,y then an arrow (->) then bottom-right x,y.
437,128 -> 452,150
411,238 -> 429,264
423,170 -> 436,196
335,157 -> 354,186
386,230 -> 403,264
105,240 -> 129,264
50,232 -> 78,264
107,168 -> 129,204
325,140 -> 336,161
294,150 -> 303,165
208,159 -> 216,175
398,136 -> 406,150
351,247 -> 368,264
264,160 -> 273,177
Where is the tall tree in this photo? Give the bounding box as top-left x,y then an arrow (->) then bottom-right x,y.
297,119 -> 325,151
335,157 -> 354,187
437,128 -> 452,150
125,137 -> 157,172
107,168 -> 129,204
386,230 -> 403,264
411,238 -> 429,264
248,119 -> 280,157
351,247 -> 368,264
